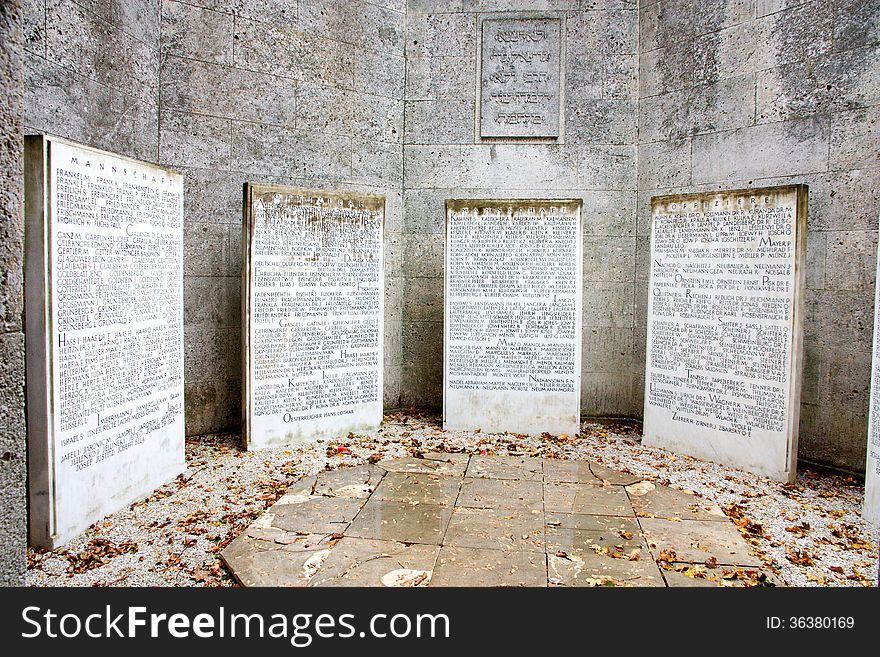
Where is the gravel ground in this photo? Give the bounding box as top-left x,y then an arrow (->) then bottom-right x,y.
27,411 -> 879,587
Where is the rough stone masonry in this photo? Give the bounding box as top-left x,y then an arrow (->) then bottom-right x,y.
1,0 -> 878,585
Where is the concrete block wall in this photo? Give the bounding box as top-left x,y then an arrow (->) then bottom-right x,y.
158,0 -> 405,433
401,0 -> 643,415
636,0 -> 880,471
21,0 -> 406,436
0,0 -> 27,586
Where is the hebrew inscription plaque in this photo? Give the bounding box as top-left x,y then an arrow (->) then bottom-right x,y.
243,185 -> 384,450
24,135 -> 185,549
444,199 -> 582,436
480,17 -> 562,139
643,186 -> 807,482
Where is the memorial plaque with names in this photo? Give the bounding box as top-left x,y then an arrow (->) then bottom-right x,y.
243,184 -> 384,450
643,186 -> 807,482
480,17 -> 562,139
24,135 -> 185,549
444,199 -> 582,436
864,212 -> 880,526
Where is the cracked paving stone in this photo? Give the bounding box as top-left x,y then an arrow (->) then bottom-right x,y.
547,550 -> 665,587
544,482 -> 633,516
444,506 -> 545,552
221,535 -> 330,587
313,465 -> 385,499
309,538 -> 440,587
371,471 -> 461,506
628,483 -> 728,521
542,459 -> 602,484
379,452 -> 470,477
431,546 -> 547,587
640,518 -> 764,567
466,455 -> 543,481
590,463 -> 644,486
346,499 -> 453,544
270,496 -> 364,535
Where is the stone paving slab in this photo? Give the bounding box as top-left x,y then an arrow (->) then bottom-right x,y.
467,455 -> 543,481
628,482 -> 728,522
545,482 -> 633,516
347,499 -> 453,544
458,477 -> 543,510
371,471 -> 461,506
222,454 -> 774,587
432,546 -> 547,587
309,538 -> 439,587
542,459 -> 601,484
640,518 -> 764,567
444,506 -> 545,552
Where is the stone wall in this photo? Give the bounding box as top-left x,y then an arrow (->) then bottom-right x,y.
402,1 -> 642,415
158,0 -> 405,432
22,0 -> 406,435
636,0 -> 880,471
0,0 -> 27,586
13,0 -> 879,473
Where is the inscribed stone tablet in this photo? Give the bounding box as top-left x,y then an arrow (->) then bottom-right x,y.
864,213 -> 880,526
480,18 -> 562,139
243,185 -> 384,450
643,186 -> 807,482
444,199 -> 582,436
24,135 -> 185,549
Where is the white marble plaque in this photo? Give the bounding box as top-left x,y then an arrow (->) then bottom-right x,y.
444,199 -> 582,436
24,135 -> 185,549
243,185 -> 384,450
864,213 -> 880,526
643,186 -> 808,482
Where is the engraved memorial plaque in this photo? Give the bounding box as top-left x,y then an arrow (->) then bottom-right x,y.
243,185 -> 384,450
24,135 -> 185,548
864,212 -> 880,526
444,199 -> 582,436
480,17 -> 562,139
643,186 -> 808,482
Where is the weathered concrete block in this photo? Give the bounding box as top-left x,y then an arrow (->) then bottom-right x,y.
354,48 -> 405,99
403,276 -> 444,322
402,233 -> 444,277
159,110 -> 232,170
566,9 -> 637,55
407,12 -> 475,58
638,75 -> 756,143
300,0 -> 405,55
46,0 -> 158,104
162,0 -> 233,64
405,55 -> 476,100
184,222 -> 230,277
583,236 -> 636,282
578,144 -> 636,190
565,98 -> 637,144
352,140 -> 403,187
405,99 -> 474,144
234,18 -> 353,86
691,117 -> 829,183
579,190 -> 635,236
830,105 -> 880,171
403,188 -> 448,234
184,275 -> 241,330
403,145 -> 462,188
228,122 -> 351,180
582,282 -> 634,328
824,230 -> 878,292
161,55 -> 297,127
402,320 -> 443,367
581,326 -> 634,372
184,326 -> 238,384
460,144 -> 580,189
637,139 -> 691,190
